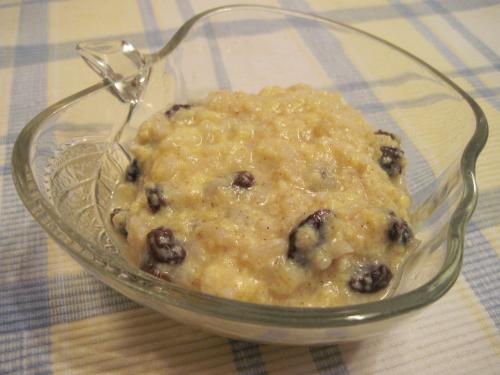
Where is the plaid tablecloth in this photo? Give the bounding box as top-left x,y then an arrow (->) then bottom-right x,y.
1,0 -> 499,374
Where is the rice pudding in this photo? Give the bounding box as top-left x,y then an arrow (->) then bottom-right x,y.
110,85 -> 415,307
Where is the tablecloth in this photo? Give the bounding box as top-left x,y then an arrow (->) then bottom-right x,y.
0,0 -> 499,374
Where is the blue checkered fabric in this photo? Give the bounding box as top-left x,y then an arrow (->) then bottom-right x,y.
0,0 -> 498,374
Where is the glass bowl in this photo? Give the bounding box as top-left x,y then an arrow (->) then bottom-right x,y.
11,5 -> 487,345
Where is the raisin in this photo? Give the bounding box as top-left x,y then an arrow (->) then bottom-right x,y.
232,171 -> 255,189
375,129 -> 397,140
379,146 -> 404,177
147,227 -> 186,264
110,208 -> 128,236
145,185 -> 167,213
165,104 -> 191,117
288,209 -> 332,265
349,264 -> 392,293
125,159 -> 140,182
387,213 -> 413,245
300,209 -> 332,230
141,263 -> 171,281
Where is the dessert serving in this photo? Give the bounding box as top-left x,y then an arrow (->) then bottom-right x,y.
12,4 -> 486,343
110,84 -> 415,307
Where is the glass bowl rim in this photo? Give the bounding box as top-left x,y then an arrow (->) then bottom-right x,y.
11,4 -> 488,328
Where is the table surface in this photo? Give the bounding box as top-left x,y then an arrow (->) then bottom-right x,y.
1,0 -> 499,374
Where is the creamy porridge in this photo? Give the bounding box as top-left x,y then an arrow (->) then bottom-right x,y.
110,85 -> 415,307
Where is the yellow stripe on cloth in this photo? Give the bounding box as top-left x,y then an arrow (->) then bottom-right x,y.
51,308 -> 236,375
